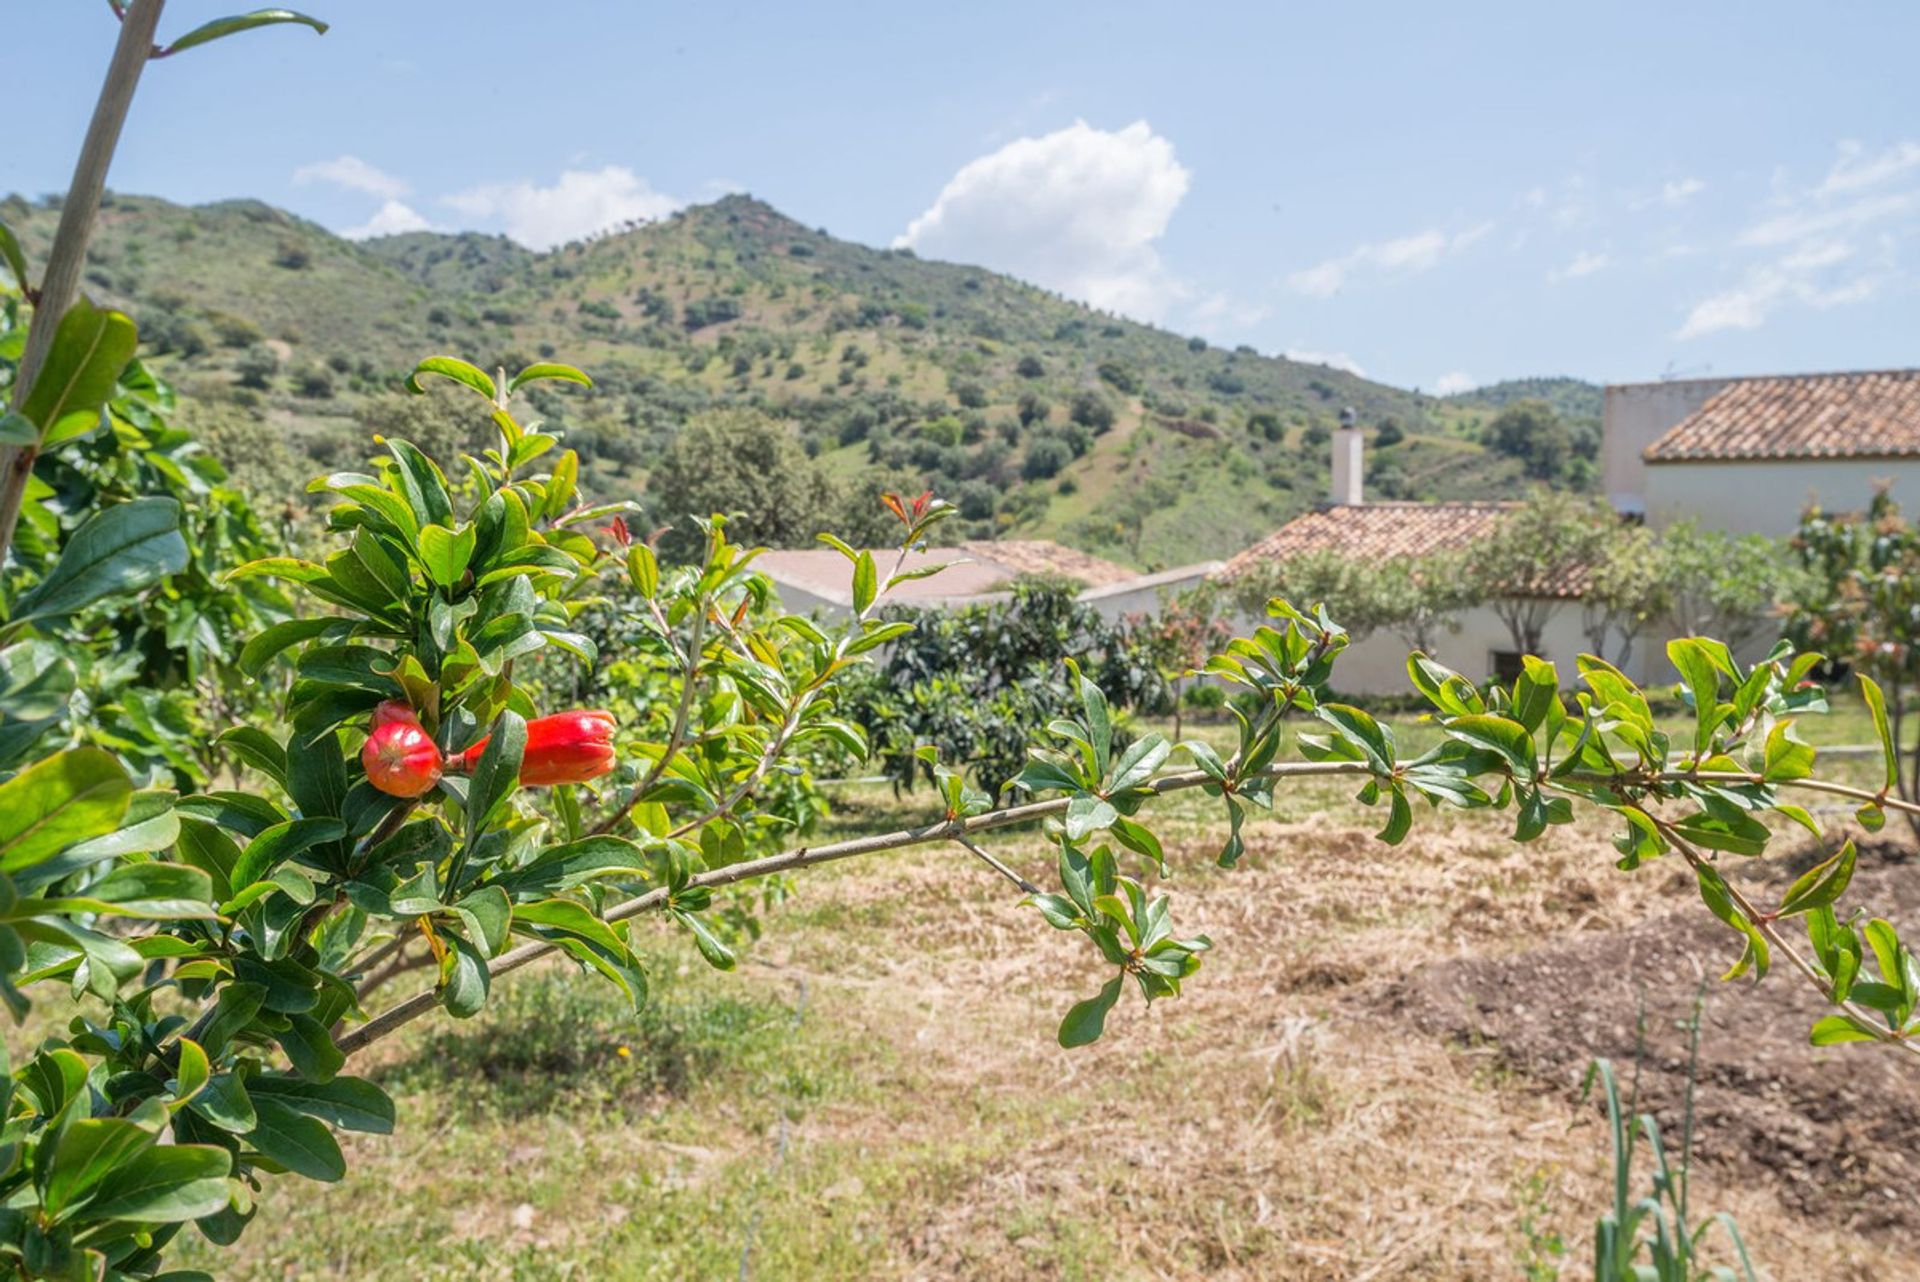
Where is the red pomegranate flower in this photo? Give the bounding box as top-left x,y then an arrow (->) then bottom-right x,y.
459,710 -> 617,787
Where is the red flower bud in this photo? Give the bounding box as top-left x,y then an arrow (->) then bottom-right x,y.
459,710 -> 617,787
362,710 -> 444,797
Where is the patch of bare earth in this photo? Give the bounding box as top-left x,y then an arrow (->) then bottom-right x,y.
1391,852 -> 1920,1242
746,806 -> 1910,1278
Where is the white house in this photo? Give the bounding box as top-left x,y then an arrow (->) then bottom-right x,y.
1604,367 -> 1920,536
1213,424 -> 1590,694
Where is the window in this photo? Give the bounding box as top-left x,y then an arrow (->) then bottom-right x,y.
1491,650 -> 1526,685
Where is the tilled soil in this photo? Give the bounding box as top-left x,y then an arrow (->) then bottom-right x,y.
1389,851 -> 1920,1238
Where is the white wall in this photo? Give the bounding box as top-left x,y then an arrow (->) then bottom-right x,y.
1081,564 -> 1222,624
1643,458 -> 1920,539
1230,601 -> 1593,697
1602,378 -> 1729,515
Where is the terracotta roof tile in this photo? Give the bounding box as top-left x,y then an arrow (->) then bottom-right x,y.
1645,369 -> 1920,462
1216,501 -> 1586,599
956,541 -> 1136,588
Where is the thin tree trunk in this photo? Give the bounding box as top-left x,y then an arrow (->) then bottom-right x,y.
0,0 -> 164,560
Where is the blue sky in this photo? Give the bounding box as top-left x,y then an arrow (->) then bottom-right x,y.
14,1 -> 1920,392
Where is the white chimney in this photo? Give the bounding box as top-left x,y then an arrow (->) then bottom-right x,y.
1330,406 -> 1363,506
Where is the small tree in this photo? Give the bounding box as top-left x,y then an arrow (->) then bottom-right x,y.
234,341 -> 279,390
1664,520 -> 1806,654
1376,547 -> 1478,657
1132,585 -> 1231,739
1785,489 -> 1920,827
1581,522 -> 1669,667
1467,492 -> 1613,655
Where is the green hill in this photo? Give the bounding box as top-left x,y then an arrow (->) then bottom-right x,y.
1447,376 -> 1602,420
1,189 -> 1569,568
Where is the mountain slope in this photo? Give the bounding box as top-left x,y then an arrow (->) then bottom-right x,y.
2,190 -> 1555,567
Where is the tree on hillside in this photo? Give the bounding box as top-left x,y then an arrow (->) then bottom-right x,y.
1467,492 -> 1614,654
649,407 -> 838,561
1486,398 -> 1572,481
1484,398 -> 1599,488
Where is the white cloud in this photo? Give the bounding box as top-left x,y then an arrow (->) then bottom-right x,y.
1550,249 -> 1609,282
294,155 -> 409,201
1661,177 -> 1707,205
1287,222 -> 1492,298
1433,371 -> 1477,395
1817,140 -> 1920,198
895,120 -> 1192,320
1282,348 -> 1365,377
445,166 -> 683,250
1190,292 -> 1272,328
342,199 -> 433,240
1677,139 -> 1915,339
1676,260 -> 1884,340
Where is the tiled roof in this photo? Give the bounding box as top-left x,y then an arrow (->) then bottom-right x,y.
1215,501 -> 1586,599
756,539 -> 1134,607
1645,368 -> 1920,462
959,540 -> 1136,588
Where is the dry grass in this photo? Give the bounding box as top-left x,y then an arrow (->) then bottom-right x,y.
155,769 -> 1908,1278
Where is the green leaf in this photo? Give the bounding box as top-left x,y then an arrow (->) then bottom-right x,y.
1511,657 -> 1559,734
1407,653 -> 1484,718
32,862 -> 211,919
1058,975 -> 1123,1048
417,523 -> 477,590
189,1073 -> 256,1134
1670,809 -> 1770,858
488,836 -> 652,896
464,710 -> 526,842
507,362 -> 592,395
247,1096 -> 345,1182
1317,704 -> 1393,774
1667,638 -> 1726,756
1778,842 -> 1856,918
0,747 -> 130,871
0,412 -> 37,447
1377,784 -> 1413,845
675,908 -> 736,970
1444,714 -> 1536,776
1762,721 -> 1816,783
43,1115 -> 162,1219
0,217 -> 27,292
230,818 -> 346,889
158,9 -> 328,56
852,550 -> 877,614
1858,674 -> 1898,795
437,933 -> 489,1018
247,1074 -> 393,1134
1809,1014 -> 1883,1045
406,355 -> 495,401
12,498 -> 187,623
239,618 -> 343,678
454,886 -> 513,958
82,1144 -> 232,1222
19,297 -> 137,443
274,1013 -> 344,1084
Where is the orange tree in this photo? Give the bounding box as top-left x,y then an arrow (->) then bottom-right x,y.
1,7 -> 1919,1281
